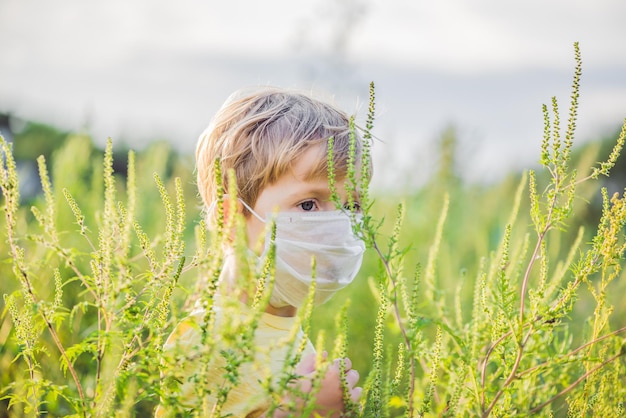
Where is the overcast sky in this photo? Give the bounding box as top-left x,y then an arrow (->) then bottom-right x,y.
1,0 -> 625,190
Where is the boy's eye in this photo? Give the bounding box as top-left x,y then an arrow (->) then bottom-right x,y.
343,202 -> 362,212
299,200 -> 316,211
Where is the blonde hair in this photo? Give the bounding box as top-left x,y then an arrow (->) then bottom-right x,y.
196,86 -> 366,215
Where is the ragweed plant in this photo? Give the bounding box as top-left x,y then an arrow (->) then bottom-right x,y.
320,45 -> 625,418
0,137 -> 192,416
1,43 -> 625,417
341,43 -> 625,417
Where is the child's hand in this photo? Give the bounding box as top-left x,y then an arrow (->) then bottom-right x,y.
281,351 -> 362,417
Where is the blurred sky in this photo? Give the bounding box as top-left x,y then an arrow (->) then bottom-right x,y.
1,0 -> 625,191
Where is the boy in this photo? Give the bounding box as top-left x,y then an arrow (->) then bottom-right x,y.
157,86 -> 368,417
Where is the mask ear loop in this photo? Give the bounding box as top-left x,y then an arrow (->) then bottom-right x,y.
238,197 -> 266,223
206,194 -> 266,223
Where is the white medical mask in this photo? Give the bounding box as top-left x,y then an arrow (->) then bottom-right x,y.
243,201 -> 366,308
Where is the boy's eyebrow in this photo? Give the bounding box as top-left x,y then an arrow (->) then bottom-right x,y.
285,185 -> 333,200
285,184 -> 361,203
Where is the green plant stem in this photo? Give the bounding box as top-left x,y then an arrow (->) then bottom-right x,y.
2,181 -> 88,414
95,304 -> 104,405
520,162 -> 564,328
519,227 -> 551,331
481,160 -> 564,417
481,247 -> 602,417
517,325 -> 626,379
369,237 -> 416,417
481,325 -> 535,417
481,246 -> 594,378
480,322 -> 527,395
12,265 -> 88,415
528,350 -> 625,414
41,309 -> 88,416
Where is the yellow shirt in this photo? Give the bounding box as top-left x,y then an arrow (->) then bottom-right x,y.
155,298 -> 315,417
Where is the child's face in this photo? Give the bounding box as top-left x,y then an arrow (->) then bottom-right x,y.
246,144 -> 358,252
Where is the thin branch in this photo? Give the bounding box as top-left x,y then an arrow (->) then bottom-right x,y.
529,351 -> 624,414
481,325 -> 534,418
518,325 -> 626,379
370,237 -> 416,416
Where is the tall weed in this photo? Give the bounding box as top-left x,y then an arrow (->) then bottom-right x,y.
0,43 -> 625,417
